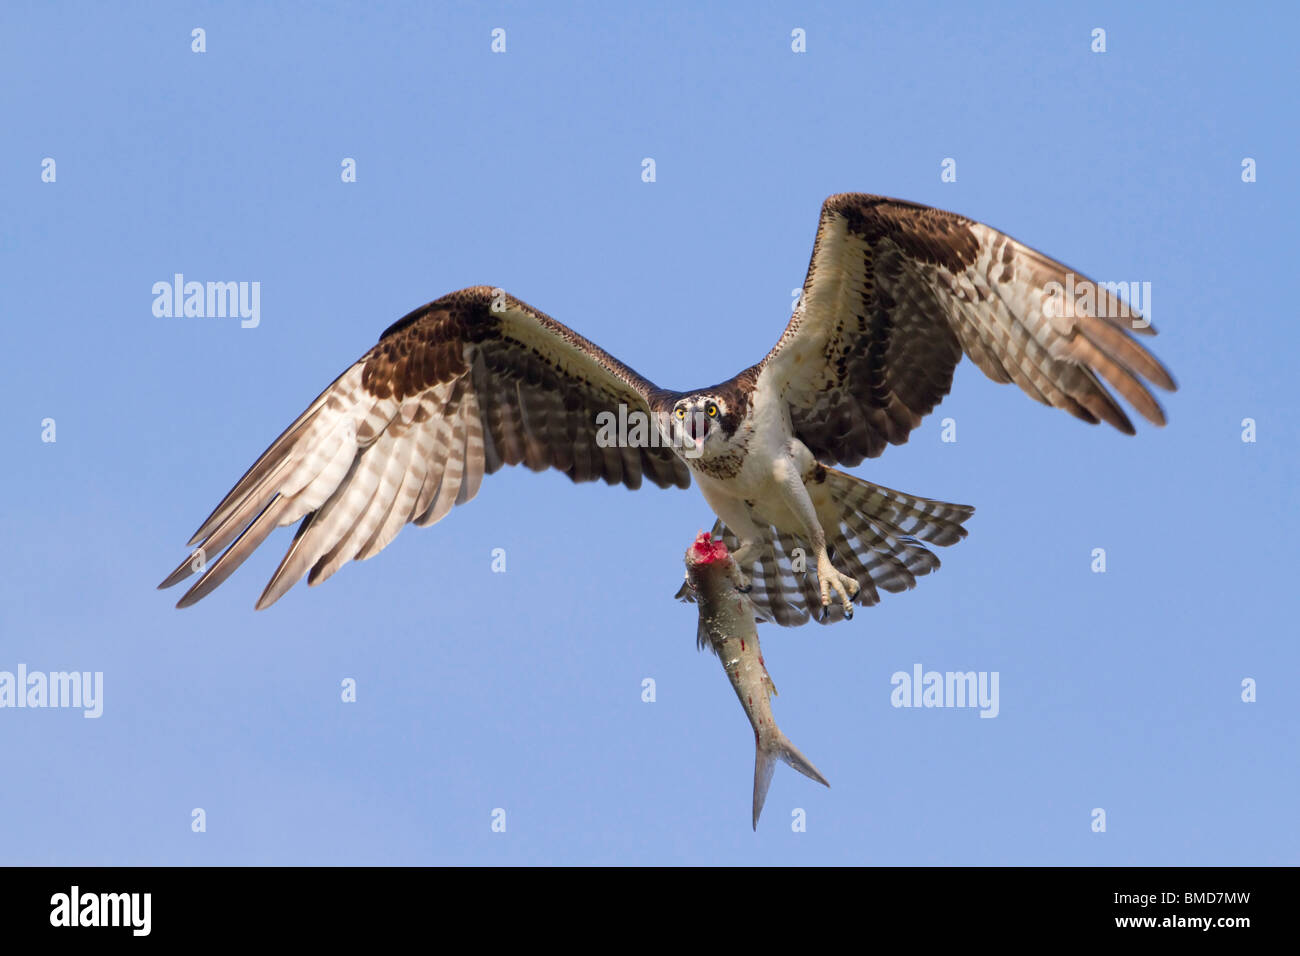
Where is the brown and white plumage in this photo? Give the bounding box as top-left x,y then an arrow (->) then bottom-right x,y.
160,194 -> 1175,621
762,194 -> 1174,466
159,287 -> 688,609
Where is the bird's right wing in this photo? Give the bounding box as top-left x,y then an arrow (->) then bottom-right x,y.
159,286 -> 689,609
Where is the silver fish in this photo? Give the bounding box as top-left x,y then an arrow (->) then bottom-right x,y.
684,531 -> 830,829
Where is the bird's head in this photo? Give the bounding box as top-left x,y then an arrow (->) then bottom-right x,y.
671,393 -> 731,456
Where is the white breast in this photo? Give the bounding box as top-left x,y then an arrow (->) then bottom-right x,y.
730,384 -> 797,496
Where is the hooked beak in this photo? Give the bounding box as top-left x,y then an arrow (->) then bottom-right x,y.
685,413 -> 708,441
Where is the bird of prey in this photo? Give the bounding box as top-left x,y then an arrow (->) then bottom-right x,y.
159,193 -> 1175,624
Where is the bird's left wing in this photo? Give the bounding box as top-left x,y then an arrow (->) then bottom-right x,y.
758,194 -> 1177,466
159,286 -> 688,609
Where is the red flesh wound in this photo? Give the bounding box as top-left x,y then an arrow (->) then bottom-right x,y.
688,531 -> 730,565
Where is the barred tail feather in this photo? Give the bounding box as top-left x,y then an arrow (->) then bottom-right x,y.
822,467 -> 973,548
675,469 -> 974,628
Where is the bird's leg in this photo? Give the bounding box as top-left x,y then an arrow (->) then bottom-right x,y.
729,540 -> 760,592
813,545 -> 859,619
772,453 -> 858,618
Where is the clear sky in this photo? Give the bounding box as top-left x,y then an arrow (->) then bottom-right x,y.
2,0 -> 1295,865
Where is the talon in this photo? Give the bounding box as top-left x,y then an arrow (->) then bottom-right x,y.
816,555 -> 859,620
730,565 -> 753,595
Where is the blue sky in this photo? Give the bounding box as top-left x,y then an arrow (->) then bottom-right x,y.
1,0 -> 1295,865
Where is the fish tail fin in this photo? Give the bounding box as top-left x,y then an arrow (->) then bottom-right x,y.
752,743 -> 779,831
752,731 -> 831,829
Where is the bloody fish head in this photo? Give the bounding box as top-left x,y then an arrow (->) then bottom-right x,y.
687,531 -> 730,566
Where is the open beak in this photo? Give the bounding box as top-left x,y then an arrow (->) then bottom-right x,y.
685,412 -> 709,442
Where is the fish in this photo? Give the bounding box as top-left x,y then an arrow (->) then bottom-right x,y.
683,531 -> 830,829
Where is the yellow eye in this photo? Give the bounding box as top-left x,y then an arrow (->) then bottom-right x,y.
675,407 -> 686,420
706,404 -> 719,417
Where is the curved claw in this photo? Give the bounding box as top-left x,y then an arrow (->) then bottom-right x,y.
729,564 -> 753,594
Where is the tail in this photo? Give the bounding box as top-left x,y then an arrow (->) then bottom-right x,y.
821,463 -> 977,554
813,468 -> 975,620
753,730 -> 831,830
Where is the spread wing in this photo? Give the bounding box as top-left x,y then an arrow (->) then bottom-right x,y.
159,286 -> 689,609
759,194 -> 1178,466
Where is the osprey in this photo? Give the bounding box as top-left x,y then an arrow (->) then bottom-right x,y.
159,194 -> 1175,624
